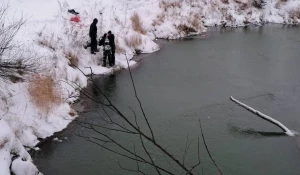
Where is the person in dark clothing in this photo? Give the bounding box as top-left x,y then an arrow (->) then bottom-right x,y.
99,33 -> 112,67
107,31 -> 115,66
89,18 -> 98,54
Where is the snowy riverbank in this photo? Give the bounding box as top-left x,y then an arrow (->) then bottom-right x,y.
2,0 -> 300,174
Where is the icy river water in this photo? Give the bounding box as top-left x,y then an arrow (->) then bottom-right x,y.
33,25 -> 300,175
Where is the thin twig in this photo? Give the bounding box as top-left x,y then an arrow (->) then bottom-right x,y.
199,119 -> 223,175
124,53 -> 155,141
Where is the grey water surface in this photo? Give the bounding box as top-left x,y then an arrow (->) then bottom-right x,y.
33,25 -> 300,175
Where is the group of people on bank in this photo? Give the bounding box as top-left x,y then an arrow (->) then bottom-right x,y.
88,18 -> 115,67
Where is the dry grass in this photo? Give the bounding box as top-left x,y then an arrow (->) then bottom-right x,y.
252,0 -> 264,9
190,14 -> 201,29
64,50 -> 79,67
124,33 -> 142,48
152,13 -> 166,26
185,0 -> 200,7
115,39 -> 126,54
289,7 -> 300,19
177,24 -> 197,34
221,0 -> 229,4
130,13 -> 146,35
28,74 -> 62,114
275,0 -> 288,9
38,38 -> 55,51
159,0 -> 182,11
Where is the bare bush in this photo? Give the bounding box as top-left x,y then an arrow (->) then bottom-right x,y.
130,12 -> 146,35
159,0 -> 182,11
177,24 -> 197,34
124,33 -> 142,48
28,74 -> 62,114
64,50 -> 79,67
190,14 -> 201,29
115,38 -> 126,54
289,7 -> 300,19
152,13 -> 166,26
0,3 -> 42,83
185,0 -> 200,7
253,0 -> 265,9
275,0 -> 286,9
38,38 -> 55,51
221,0 -> 229,4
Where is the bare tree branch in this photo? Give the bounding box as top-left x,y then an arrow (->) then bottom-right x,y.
71,61 -> 222,175
199,119 -> 223,175
124,54 -> 155,141
189,137 -> 201,172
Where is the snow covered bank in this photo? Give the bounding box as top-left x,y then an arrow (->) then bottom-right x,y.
0,120 -> 41,175
1,0 -> 300,174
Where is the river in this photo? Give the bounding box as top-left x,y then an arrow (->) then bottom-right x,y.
32,25 -> 300,175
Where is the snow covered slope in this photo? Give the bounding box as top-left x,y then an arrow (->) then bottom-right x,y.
1,0 -> 300,174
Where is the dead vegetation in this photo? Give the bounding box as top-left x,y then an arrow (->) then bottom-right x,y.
159,0 -> 182,11
38,38 -> 55,51
252,0 -> 265,9
64,50 -> 79,67
124,33 -> 142,48
130,13 -> 146,35
115,38 -> 126,54
177,24 -> 197,34
289,7 -> 300,19
28,74 -> 62,114
275,0 -> 288,9
221,0 -> 229,4
152,13 -> 166,26
190,14 -> 202,29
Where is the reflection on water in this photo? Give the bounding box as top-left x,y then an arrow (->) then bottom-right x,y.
92,74 -> 117,99
228,124 -> 286,138
237,93 -> 275,102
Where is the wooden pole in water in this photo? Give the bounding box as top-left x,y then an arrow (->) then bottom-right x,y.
230,96 -> 295,136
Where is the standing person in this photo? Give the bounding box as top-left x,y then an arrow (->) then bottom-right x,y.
107,31 -> 115,66
89,18 -> 98,54
99,33 -> 112,67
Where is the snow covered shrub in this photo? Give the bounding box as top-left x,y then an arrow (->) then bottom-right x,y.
64,50 -> 79,67
159,0 -> 182,11
190,14 -> 202,30
177,24 -> 197,34
38,37 -> 55,51
130,12 -> 146,35
152,13 -> 166,26
124,33 -> 142,49
0,3 -> 42,83
253,0 -> 265,9
221,0 -> 229,4
275,0 -> 285,9
289,7 -> 300,20
28,74 -> 62,114
115,38 -> 126,54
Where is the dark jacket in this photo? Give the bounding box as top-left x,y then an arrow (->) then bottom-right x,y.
107,34 -> 115,50
99,34 -> 107,46
89,19 -> 98,38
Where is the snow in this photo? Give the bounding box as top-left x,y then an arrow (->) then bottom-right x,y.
0,120 -> 40,175
1,0 -> 300,174
11,158 -> 42,175
230,97 -> 296,136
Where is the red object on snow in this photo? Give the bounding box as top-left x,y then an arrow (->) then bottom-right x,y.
70,16 -> 81,23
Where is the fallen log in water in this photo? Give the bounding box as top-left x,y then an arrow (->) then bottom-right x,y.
230,96 -> 296,136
